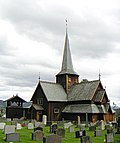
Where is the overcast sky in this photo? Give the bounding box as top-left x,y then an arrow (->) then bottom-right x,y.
0,0 -> 120,106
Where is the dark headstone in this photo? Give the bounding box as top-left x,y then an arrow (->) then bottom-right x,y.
75,130 -> 86,138
43,134 -> 61,143
50,124 -> 58,133
6,133 -> 20,142
89,126 -> 96,131
32,130 -> 44,141
86,113 -> 88,127
56,128 -> 65,138
34,126 -> 43,132
75,131 -> 80,138
81,136 -> 92,143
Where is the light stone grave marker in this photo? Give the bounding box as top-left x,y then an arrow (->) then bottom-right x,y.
4,125 -> 15,134
100,120 -> 105,130
28,123 -> 34,129
0,122 -> 6,130
68,126 -> 74,132
16,123 -> 22,130
64,122 -> 72,129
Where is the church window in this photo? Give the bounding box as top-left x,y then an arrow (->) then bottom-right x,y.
54,108 -> 59,113
68,77 -> 71,82
37,98 -> 43,105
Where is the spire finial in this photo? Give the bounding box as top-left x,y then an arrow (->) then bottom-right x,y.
99,69 -> 101,81
38,72 -> 40,81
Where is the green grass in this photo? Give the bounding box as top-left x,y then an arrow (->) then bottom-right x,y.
0,124 -> 120,143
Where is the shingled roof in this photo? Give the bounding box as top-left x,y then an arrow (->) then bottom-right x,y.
62,104 -> 107,114
40,81 -> 67,102
68,80 -> 100,101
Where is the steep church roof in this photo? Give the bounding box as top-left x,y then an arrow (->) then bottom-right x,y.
31,81 -> 68,102
68,80 -> 100,101
57,28 -> 78,75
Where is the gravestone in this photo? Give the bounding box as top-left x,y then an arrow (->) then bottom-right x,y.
107,128 -> 114,136
50,124 -> 58,133
16,123 -> 22,130
28,123 -> 34,129
6,133 -> 20,142
42,115 -> 47,125
94,130 -> 102,137
100,120 -> 105,130
75,130 -> 86,138
56,128 -> 65,138
78,116 -> 81,127
34,126 -> 43,132
86,113 -> 88,127
80,136 -> 92,143
68,126 -> 74,132
89,125 -> 96,131
32,130 -> 44,141
34,121 -> 40,127
0,122 -> 6,130
64,122 -> 72,129
4,125 -> 15,134
43,134 -> 61,143
105,133 -> 114,143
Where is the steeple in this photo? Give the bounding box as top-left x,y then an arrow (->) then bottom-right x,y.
56,22 -> 79,93
57,21 -> 77,75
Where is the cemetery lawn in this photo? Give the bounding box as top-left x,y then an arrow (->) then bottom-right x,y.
0,124 -> 120,143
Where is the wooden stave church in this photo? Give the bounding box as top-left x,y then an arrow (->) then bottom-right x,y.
30,28 -> 115,123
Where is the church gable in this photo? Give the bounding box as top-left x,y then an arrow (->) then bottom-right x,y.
67,80 -> 100,101
92,81 -> 109,103
31,82 -> 47,104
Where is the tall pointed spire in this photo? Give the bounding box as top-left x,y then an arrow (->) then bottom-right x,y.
57,20 -> 77,75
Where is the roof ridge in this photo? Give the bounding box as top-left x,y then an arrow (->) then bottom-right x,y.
40,80 -> 63,86
40,80 -> 55,84
80,79 -> 100,84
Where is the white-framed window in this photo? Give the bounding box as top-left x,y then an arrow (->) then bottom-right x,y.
37,98 -> 43,105
54,108 -> 59,113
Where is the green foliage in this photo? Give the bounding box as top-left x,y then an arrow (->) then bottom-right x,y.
0,124 -> 120,143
